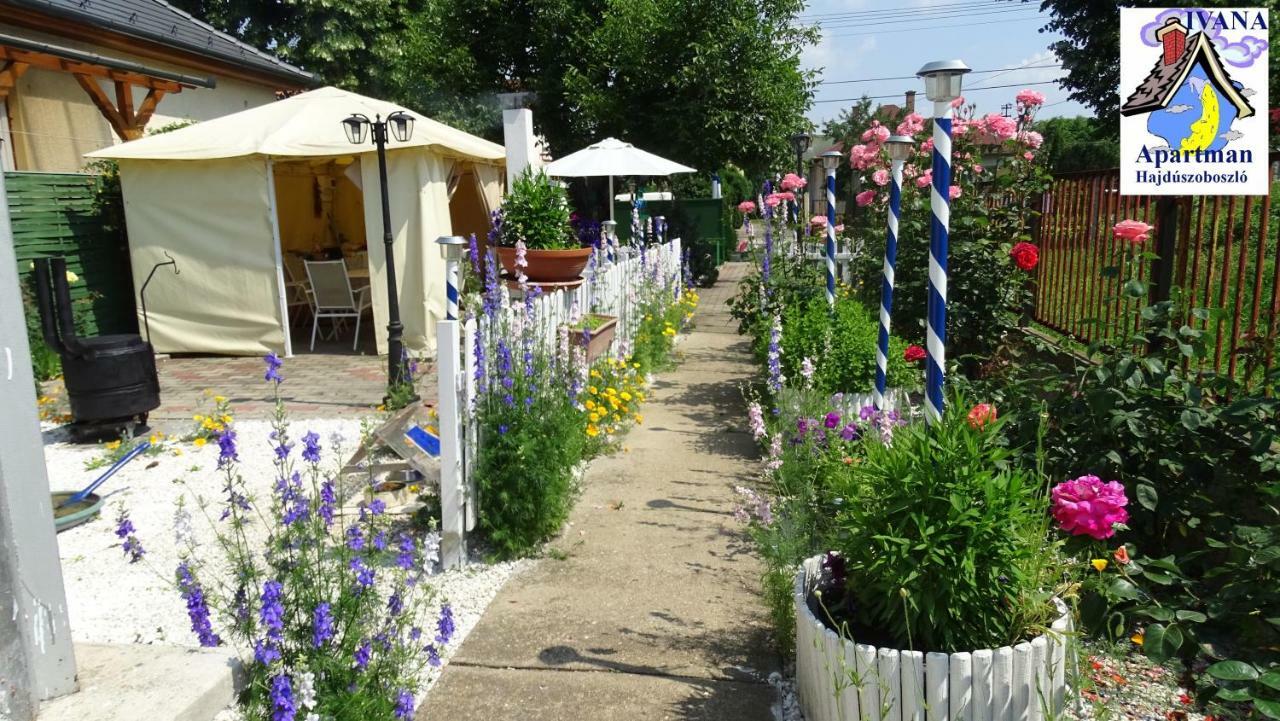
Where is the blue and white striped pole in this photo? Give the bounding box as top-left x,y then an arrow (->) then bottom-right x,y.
874,136 -> 915,410
820,151 -> 842,309
917,59 -> 970,425
436,235 -> 468,320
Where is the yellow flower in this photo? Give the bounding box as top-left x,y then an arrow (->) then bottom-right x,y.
1091,559 -> 1109,572
633,362 -> 640,369
193,414 -> 204,422
220,414 -> 233,425
586,424 -> 599,437
1130,632 -> 1144,646
588,386 -> 599,395
408,484 -> 421,493
634,414 -> 643,424
620,391 -> 632,402
105,440 -> 122,451
585,400 -> 597,411
148,433 -> 160,445
590,370 -> 602,378
588,412 -> 601,423
193,437 -> 207,448
606,387 -> 617,396
213,396 -> 227,404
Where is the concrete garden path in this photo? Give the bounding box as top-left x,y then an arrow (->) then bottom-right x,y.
420,262 -> 779,720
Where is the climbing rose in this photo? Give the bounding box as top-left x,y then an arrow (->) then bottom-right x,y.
967,403 -> 997,430
949,185 -> 962,200
950,95 -> 965,108
914,170 -> 932,189
860,123 -> 890,144
895,113 -> 925,137
1010,242 -> 1040,271
780,173 -> 807,191
1023,151 -> 1035,161
849,143 -> 880,170
855,189 -> 877,207
810,215 -> 828,227
737,200 -> 756,214
1113,219 -> 1152,244
872,168 -> 890,186
1022,130 -> 1044,149
903,345 -> 926,363
972,164 -> 984,174
1051,475 -> 1130,540
1016,88 -> 1046,107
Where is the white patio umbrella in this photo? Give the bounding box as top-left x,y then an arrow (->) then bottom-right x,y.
543,137 -> 696,221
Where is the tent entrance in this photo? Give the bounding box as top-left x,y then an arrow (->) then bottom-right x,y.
271,157 -> 375,355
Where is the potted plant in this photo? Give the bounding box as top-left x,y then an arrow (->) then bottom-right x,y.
789,400 -> 1100,721
493,170 -> 593,283
567,313 -> 619,363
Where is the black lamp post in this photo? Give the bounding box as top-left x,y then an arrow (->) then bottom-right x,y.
790,131 -> 812,177
342,110 -> 415,393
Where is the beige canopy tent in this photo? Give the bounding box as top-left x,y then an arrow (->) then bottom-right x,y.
87,86 -> 504,358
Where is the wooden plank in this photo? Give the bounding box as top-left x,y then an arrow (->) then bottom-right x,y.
1029,637 -> 1048,721
925,652 -> 948,721
901,650 -> 925,721
950,652 -> 974,721
972,649 -> 994,721
1011,642 -> 1034,721
842,639 -> 864,721
857,643 -> 882,721
879,648 -> 902,721
991,647 -> 1013,721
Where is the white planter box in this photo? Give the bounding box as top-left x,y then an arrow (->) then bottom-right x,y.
794,555 -> 1071,721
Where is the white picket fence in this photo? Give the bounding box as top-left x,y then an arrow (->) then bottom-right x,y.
795,556 -> 1072,721
434,238 -> 683,567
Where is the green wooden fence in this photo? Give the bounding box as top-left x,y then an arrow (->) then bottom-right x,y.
6,171 -> 135,336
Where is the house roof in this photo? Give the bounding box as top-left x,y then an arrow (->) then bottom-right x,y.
3,0 -> 316,85
1121,31 -> 1255,119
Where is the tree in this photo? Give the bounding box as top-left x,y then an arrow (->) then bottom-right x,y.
1036,0 -> 1278,134
821,96 -> 876,202
1035,116 -> 1120,172
412,0 -> 816,176
167,0 -> 420,94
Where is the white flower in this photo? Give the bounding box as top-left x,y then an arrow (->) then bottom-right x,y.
296,670 -> 317,710
173,500 -> 194,547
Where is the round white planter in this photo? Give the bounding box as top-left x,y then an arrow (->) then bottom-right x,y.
794,555 -> 1072,721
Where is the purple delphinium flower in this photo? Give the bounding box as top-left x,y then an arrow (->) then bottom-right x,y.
859,405 -> 877,421
278,472 -> 309,526
216,428 -> 238,468
766,316 -> 784,394
473,316 -> 487,395
425,644 -> 441,667
345,526 -> 365,551
409,626 -> 423,642
312,602 -> 334,647
301,431 -> 321,464
762,183 -> 774,290
176,562 -> 220,647
115,510 -> 145,563
264,353 -> 284,384
368,499 -> 386,516
319,480 -> 336,527
396,533 -> 415,570
824,412 -> 841,429
269,673 -> 295,721
254,638 -> 281,665
436,603 -> 455,645
394,689 -> 415,720
373,530 -> 388,551
353,639 -> 372,670
468,233 -> 481,276
387,592 -> 404,617
350,557 -> 375,589
840,423 -> 861,442
482,246 -> 502,321
260,580 -> 285,643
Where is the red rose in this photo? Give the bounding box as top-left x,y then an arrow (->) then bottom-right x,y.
903,344 -> 926,363
1010,242 -> 1039,271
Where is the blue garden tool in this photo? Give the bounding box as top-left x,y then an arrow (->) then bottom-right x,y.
56,440 -> 151,509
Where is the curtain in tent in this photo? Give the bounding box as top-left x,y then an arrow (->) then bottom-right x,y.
473,163 -> 504,215
362,148 -> 453,357
118,158 -> 284,355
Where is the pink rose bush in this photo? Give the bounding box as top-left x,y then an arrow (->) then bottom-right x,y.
855,189 -> 877,207
737,200 -> 756,214
1016,89 -> 1046,108
780,173 -> 807,192
872,168 -> 890,187
1113,219 -> 1152,244
810,215 -> 828,228
1051,475 -> 1130,540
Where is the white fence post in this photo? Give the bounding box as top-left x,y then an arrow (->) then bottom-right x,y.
437,317 -> 465,568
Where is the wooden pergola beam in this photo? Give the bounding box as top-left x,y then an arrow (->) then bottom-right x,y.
0,60 -> 29,100
0,46 -> 183,93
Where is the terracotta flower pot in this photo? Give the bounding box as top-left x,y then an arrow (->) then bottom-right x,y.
495,246 -> 594,283
568,314 -> 618,363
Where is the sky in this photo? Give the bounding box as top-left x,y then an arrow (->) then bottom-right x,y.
801,0 -> 1092,130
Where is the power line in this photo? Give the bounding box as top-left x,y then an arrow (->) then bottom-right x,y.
798,0 -> 1018,21
821,63 -> 1060,86
822,15 -> 1043,38
816,6 -> 1040,31
813,79 -> 1064,104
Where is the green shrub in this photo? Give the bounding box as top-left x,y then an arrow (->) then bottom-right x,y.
826,398 -> 1061,652
766,294 -> 917,396
475,349 -> 585,559
500,169 -> 576,250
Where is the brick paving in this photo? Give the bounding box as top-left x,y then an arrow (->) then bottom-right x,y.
41,327 -> 437,429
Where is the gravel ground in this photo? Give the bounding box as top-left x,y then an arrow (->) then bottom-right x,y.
44,417 -> 530,709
